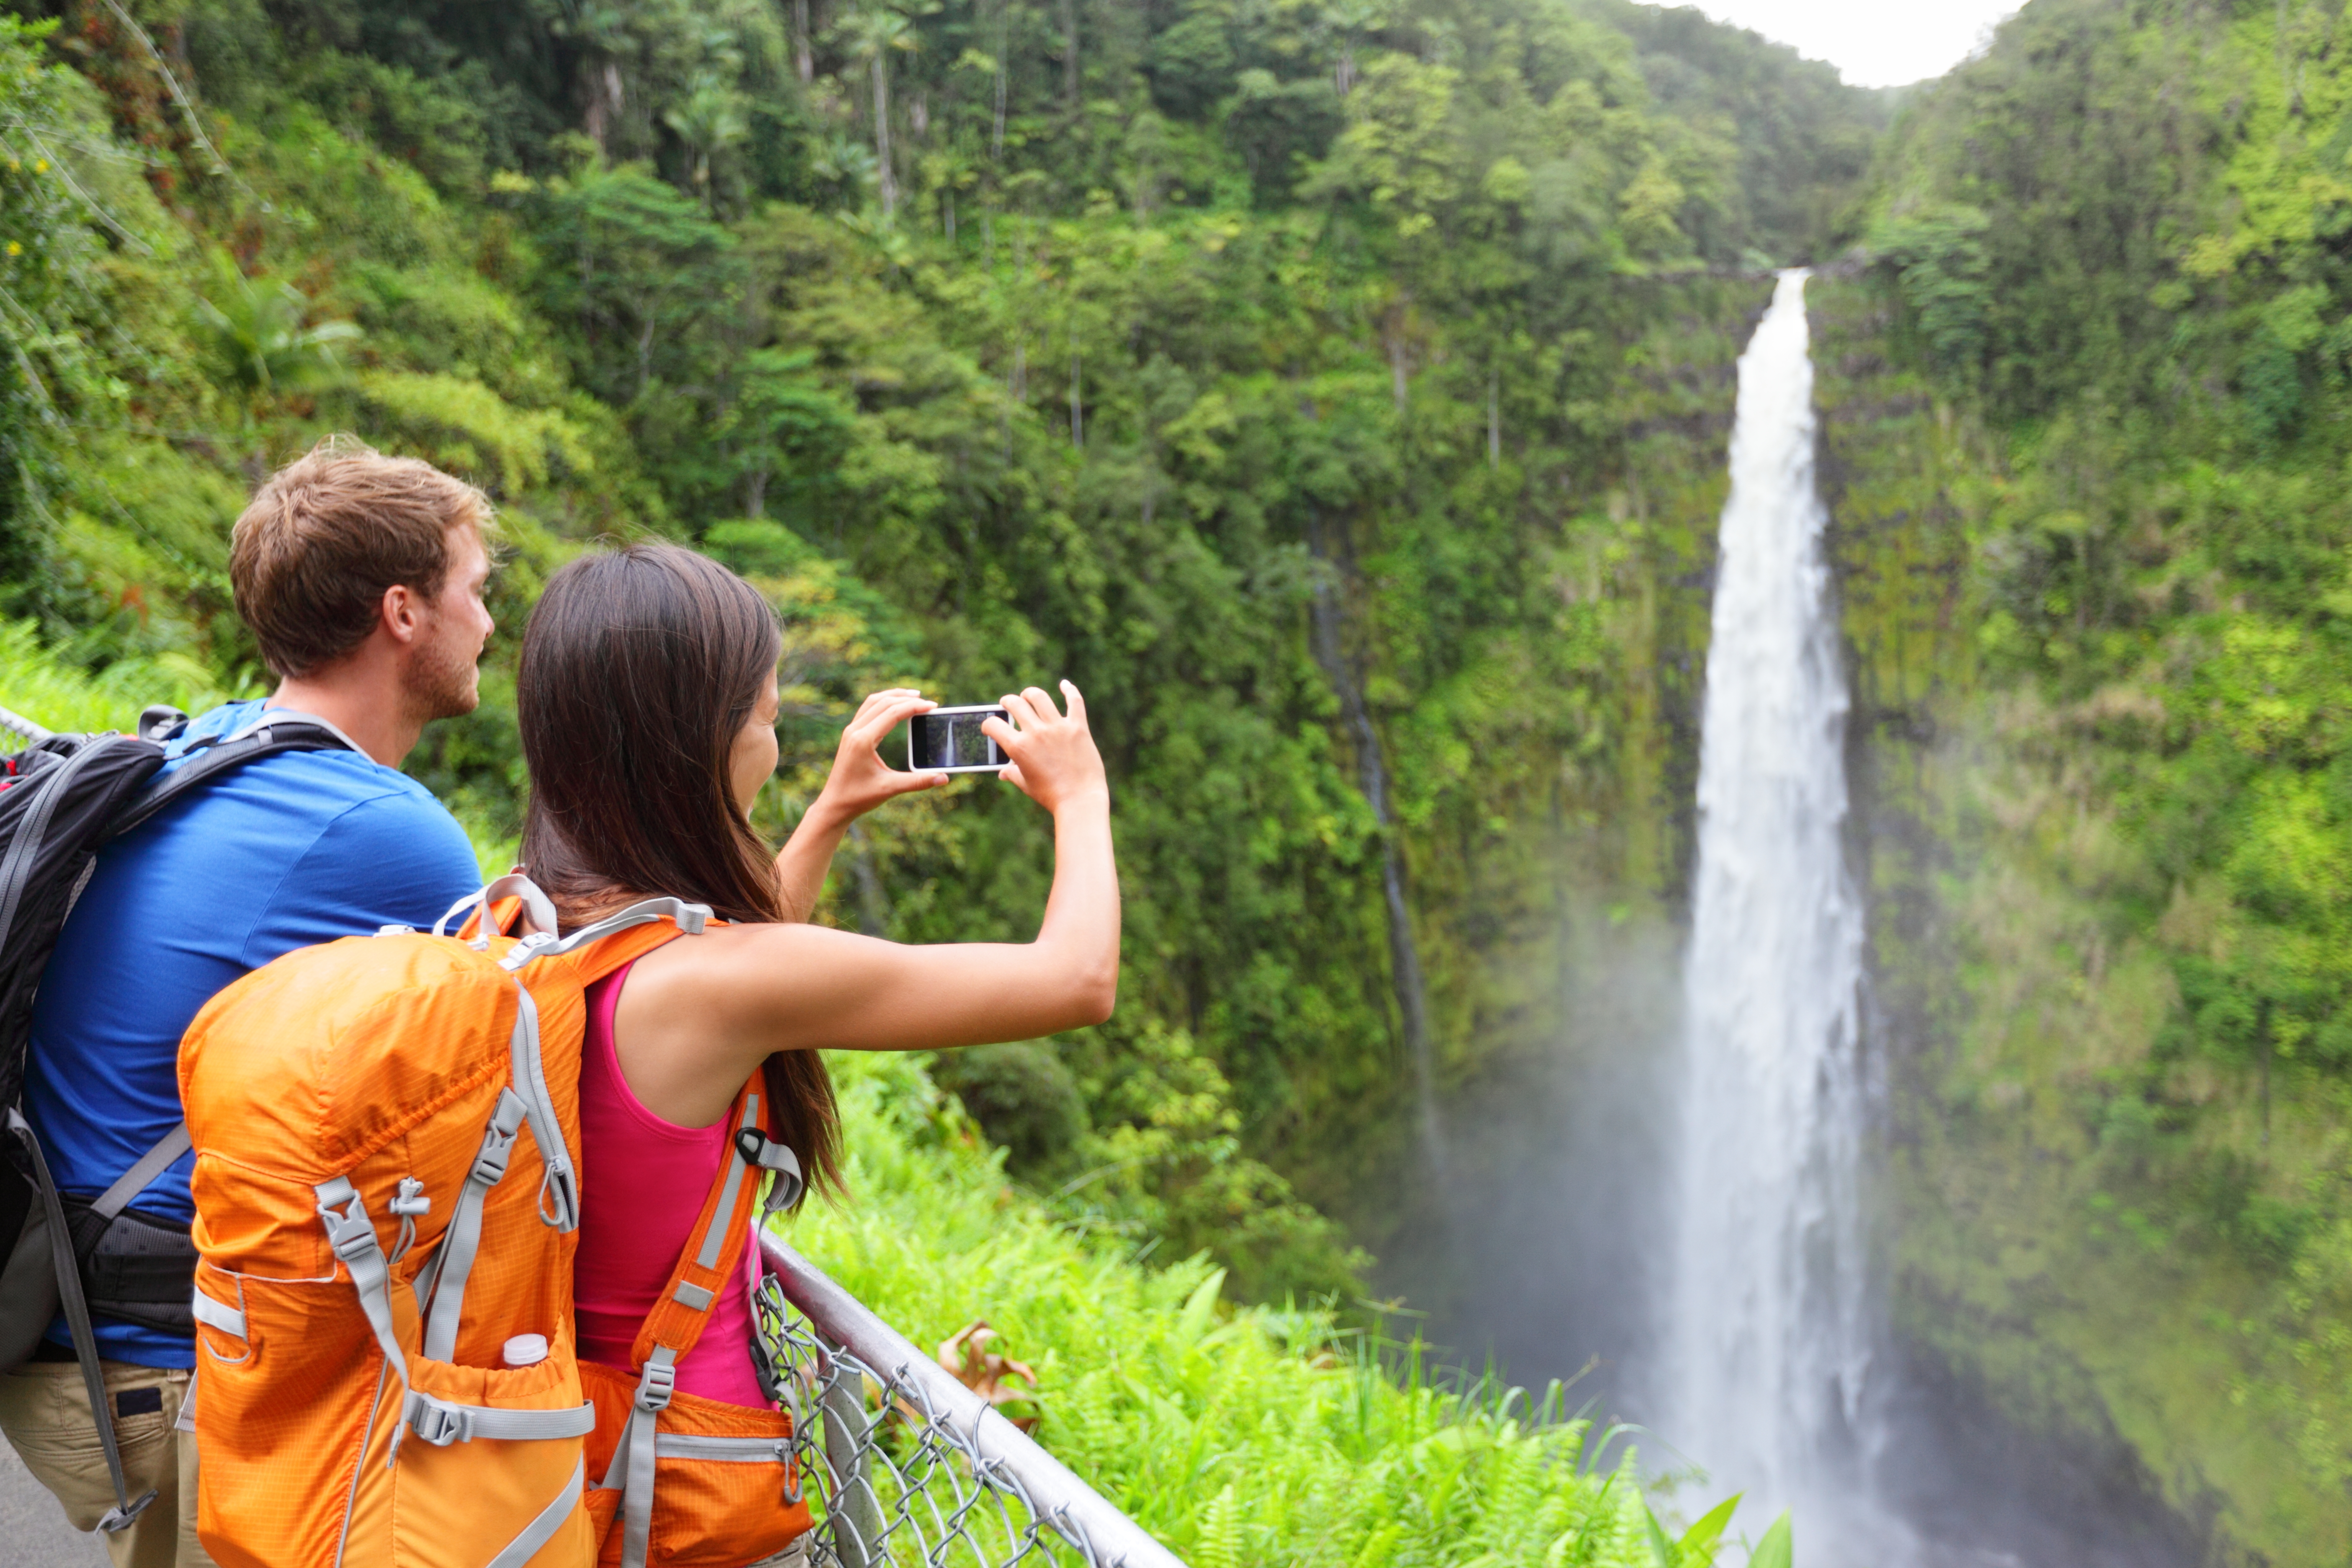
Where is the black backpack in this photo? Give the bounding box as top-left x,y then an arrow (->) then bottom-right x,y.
0,700 -> 353,1531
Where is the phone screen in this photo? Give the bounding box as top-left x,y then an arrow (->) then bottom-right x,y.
910,708 -> 1007,771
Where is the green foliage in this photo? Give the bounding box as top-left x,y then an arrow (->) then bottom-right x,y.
0,616 -> 250,729
928,1041 -> 1090,1175
4,0 -> 1871,1352
1668,1493 -> 1739,1566
1867,201 -> 1988,380
1853,3 -> 2352,1556
1581,0 -> 1890,263
188,245 -> 360,403
781,1050 -> 1730,1564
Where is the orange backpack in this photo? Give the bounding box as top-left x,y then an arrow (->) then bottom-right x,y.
178,880 -> 729,1568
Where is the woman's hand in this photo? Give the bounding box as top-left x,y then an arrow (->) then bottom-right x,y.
985,683 -> 1108,813
773,688 -> 941,921
810,688 -> 946,824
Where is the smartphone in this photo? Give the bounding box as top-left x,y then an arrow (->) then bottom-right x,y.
908,705 -> 1010,774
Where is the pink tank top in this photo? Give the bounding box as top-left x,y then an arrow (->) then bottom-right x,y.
575,961 -> 767,1408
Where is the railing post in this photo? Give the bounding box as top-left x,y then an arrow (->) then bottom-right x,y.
820,1368 -> 882,1568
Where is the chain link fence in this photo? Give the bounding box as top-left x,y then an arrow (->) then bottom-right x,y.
754,1236 -> 1184,1568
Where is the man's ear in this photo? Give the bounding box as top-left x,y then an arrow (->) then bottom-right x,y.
379,581 -> 424,647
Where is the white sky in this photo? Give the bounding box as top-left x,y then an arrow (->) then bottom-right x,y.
1695,1 -> 2024,89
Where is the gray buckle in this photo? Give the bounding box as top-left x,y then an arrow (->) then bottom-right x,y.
498,931 -> 560,970
96,1489 -> 159,1532
734,1130 -> 805,1214
318,1197 -> 376,1259
634,1359 -> 676,1413
405,1393 -> 472,1446
470,1129 -> 516,1186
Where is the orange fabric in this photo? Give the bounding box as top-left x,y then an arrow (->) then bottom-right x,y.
181,915 -> 689,1568
580,1370 -> 804,1568
580,1083 -> 812,1567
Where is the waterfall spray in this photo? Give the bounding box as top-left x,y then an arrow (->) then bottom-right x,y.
1664,270 -> 1871,1519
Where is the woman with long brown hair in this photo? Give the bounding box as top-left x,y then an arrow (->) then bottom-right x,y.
515,542 -> 1115,1565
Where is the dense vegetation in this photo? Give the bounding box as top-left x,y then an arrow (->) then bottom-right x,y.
1851,0 -> 2352,1556
0,0 -> 1883,1310
49,0 -> 2352,1556
791,1049 -> 1788,1565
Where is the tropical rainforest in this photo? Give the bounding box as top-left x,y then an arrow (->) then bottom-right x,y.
8,0 -> 2352,1560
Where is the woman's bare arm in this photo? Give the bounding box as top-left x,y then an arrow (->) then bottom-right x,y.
616,683 -> 1118,1127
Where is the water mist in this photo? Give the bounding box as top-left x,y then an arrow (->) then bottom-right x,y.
1663,270 -> 1873,1520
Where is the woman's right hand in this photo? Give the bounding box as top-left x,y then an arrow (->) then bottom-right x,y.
985,682 -> 1108,813
810,687 -> 946,824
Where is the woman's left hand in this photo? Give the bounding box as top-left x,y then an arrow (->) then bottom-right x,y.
811,689 -> 946,823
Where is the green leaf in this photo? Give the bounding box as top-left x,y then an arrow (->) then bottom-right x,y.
1749,1511 -> 1793,1568
1176,1268 -> 1226,1344
1646,1505 -> 1678,1566
1677,1494 -> 1742,1565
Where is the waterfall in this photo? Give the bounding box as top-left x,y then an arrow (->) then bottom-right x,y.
1664,270 -> 1871,1520
1305,511 -> 1444,1174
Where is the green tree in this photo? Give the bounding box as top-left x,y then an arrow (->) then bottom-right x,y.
835,5 -> 918,218
189,248 -> 361,407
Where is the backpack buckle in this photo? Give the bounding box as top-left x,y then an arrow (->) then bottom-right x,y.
634,1359 -> 676,1413
469,1127 -> 517,1187
317,1194 -> 377,1261
497,930 -> 560,970
404,1392 -> 472,1447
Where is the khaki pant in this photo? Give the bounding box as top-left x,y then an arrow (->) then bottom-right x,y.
0,1357 -> 213,1568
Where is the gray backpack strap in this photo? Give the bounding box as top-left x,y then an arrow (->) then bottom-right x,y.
6,1109 -> 156,1532
89,1123 -> 190,1222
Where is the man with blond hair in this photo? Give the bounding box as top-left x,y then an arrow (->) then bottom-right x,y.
0,441 -> 494,1566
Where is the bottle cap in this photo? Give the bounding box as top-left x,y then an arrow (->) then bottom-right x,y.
502,1333 -> 549,1368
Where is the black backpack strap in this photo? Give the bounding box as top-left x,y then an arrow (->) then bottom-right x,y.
7,1107 -> 156,1532
106,714 -> 356,842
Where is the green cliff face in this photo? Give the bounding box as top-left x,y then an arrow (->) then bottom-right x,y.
1815,251 -> 2352,1561
1399,236 -> 2352,1557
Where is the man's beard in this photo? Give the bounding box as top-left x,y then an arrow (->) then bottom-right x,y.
402,619 -> 480,723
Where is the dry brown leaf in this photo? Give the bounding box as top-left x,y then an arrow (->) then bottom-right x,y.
935,1318 -> 1041,1434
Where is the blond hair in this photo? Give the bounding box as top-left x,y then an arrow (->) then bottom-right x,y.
230,438 -> 492,678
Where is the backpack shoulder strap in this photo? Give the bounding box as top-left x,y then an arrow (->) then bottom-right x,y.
599,1080 -> 799,1568
107,713 -> 356,842
628,1080 -> 773,1374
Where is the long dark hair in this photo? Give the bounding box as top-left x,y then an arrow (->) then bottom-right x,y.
518,542 -> 840,1195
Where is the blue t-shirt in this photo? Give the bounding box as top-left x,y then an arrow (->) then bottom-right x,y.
26,700 -> 483,1367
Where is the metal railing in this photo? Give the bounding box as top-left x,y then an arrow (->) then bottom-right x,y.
756,1235 -> 1186,1568
0,701 -> 49,750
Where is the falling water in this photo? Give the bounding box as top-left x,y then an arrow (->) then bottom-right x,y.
1664,270 -> 1872,1526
